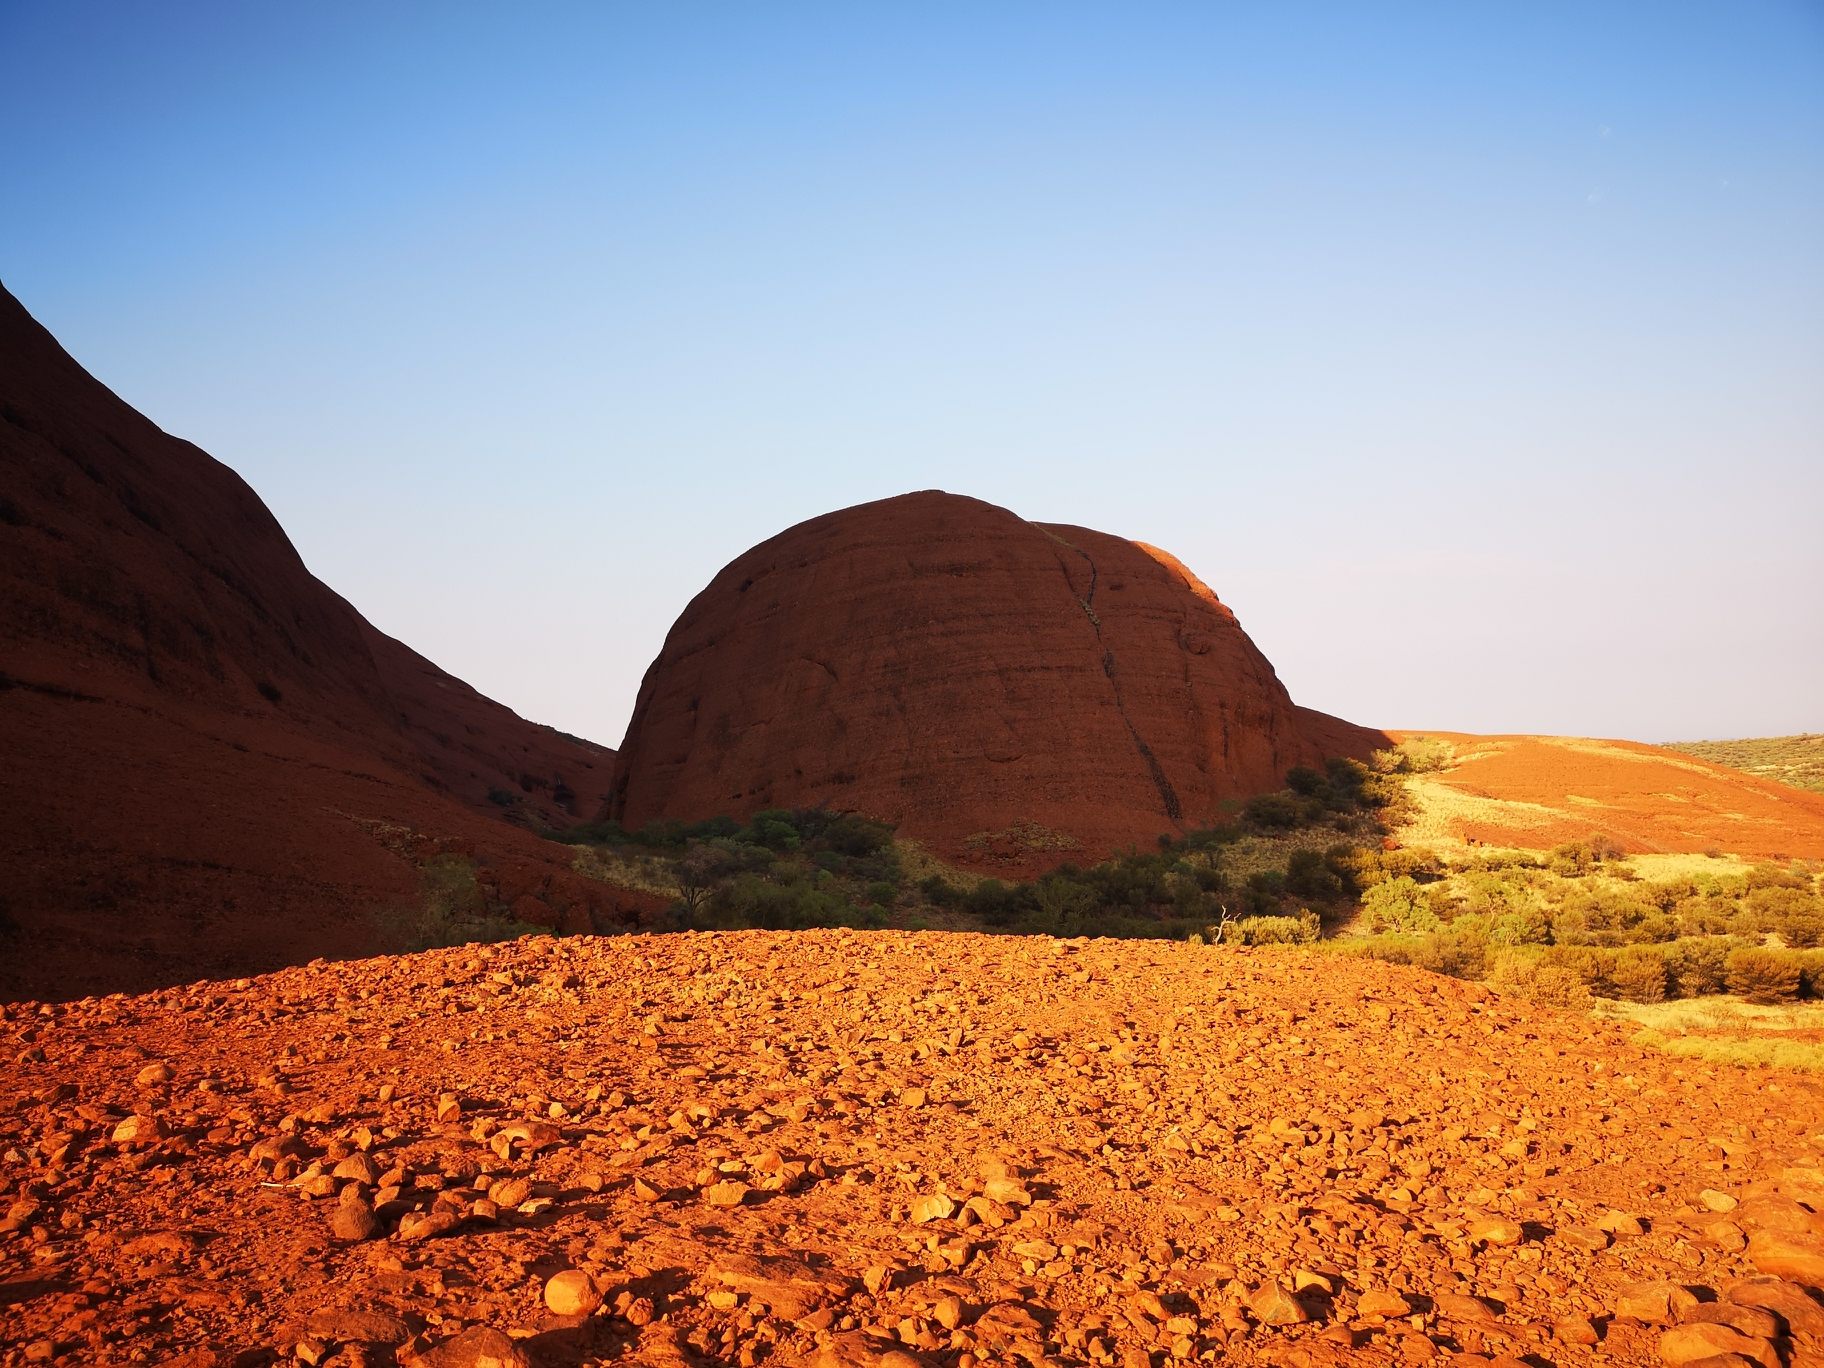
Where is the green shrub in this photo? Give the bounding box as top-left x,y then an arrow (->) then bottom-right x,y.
700,872 -> 878,931
1799,949 -> 1824,998
1286,766 -> 1323,796
1487,908 -> 1553,945
738,809 -> 803,851
545,818 -> 627,845
1746,862 -> 1812,891
918,875 -> 964,908
1286,848 -> 1343,899
1324,756 -> 1372,800
1361,877 -> 1439,935
1488,951 -> 1592,1009
1414,925 -> 1490,979
1226,910 -> 1320,945
962,877 -> 1032,926
1663,938 -> 1731,997
1610,946 -> 1669,1004
1538,944 -> 1606,991
1371,737 -> 1453,774
1244,869 -> 1287,914
865,880 -> 897,907
1783,916 -> 1824,949
1341,924 -> 1487,980
1245,793 -> 1301,829
822,814 -> 896,857
1726,947 -> 1802,1004
377,855 -> 540,952
1553,885 -> 1671,946
1032,874 -> 1100,919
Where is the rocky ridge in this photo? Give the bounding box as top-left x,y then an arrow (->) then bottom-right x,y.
4,932 -> 1822,1368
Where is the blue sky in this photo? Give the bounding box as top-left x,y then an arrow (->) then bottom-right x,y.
3,3 -> 1820,746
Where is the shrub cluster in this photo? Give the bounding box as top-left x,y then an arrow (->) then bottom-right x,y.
375,854 -> 546,952
1344,845 -> 1823,956
551,806 -> 904,932
1242,757 -> 1404,832
539,769 -> 1822,1013
1345,927 -> 1824,1006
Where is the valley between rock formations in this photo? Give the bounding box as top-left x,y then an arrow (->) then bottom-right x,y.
7,931 -> 1824,1368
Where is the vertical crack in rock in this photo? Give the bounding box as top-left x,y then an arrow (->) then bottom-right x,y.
1066,545 -> 1183,822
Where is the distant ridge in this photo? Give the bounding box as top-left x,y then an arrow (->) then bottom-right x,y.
1661,733 -> 1824,796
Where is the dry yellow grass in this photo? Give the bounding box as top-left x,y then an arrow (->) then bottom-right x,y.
891,838 -> 984,891
1628,851 -> 1752,880
570,846 -> 682,898
1398,773 -> 1564,851
1595,996 -> 1824,1071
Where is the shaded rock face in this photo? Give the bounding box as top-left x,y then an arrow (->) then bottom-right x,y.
0,282 -> 623,997
608,492 -> 1384,864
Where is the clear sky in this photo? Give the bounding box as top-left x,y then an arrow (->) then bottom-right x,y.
3,3 -> 1819,748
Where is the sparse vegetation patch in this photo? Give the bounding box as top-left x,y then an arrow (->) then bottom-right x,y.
1662,732 -> 1824,794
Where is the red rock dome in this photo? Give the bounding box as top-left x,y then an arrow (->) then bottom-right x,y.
607,492 -> 1386,866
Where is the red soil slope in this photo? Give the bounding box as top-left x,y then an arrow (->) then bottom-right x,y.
608,492 -> 1388,867
0,283 -> 644,1000
1395,731 -> 1824,859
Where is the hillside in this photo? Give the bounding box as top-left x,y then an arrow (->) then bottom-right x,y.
0,283 -> 644,1000
1663,735 -> 1824,797
1388,732 -> 1824,861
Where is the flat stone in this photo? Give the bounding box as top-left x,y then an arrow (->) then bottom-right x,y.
413,1326 -> 532,1368
1250,1281 -> 1307,1326
1358,1289 -> 1412,1317
703,1180 -> 750,1207
1467,1217 -> 1524,1247
1748,1229 -> 1824,1285
1657,1323 -> 1778,1368
910,1194 -> 955,1224
1434,1293 -> 1495,1322
1723,1278 -> 1824,1336
303,1308 -> 411,1344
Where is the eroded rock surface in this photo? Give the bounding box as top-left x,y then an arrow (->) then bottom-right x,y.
4,931 -> 1820,1367
607,493 -> 1386,868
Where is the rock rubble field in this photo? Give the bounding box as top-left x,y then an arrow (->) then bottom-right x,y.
5,930 -> 1823,1368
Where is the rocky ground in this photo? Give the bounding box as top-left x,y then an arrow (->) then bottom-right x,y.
5,932 -> 1824,1368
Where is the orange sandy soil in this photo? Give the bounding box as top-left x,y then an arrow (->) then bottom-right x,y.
1389,733 -> 1824,860
6,931 -> 1824,1368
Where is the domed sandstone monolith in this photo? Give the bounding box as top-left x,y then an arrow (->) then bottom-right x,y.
608,491 -> 1385,866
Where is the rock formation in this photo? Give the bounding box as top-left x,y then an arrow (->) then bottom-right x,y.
608,492 -> 1386,865
0,283 -> 637,998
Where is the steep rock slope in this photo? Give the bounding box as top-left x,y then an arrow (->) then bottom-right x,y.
0,283 -> 633,998
608,492 -> 1386,865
